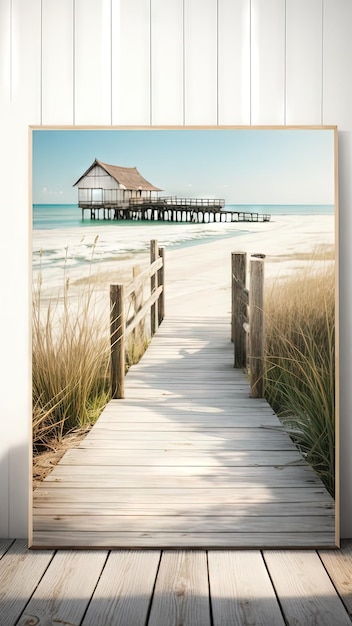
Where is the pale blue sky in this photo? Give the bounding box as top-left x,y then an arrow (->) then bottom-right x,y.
32,128 -> 335,205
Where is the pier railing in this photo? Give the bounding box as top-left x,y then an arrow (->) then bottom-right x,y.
129,196 -> 226,208
110,240 -> 165,399
231,251 -> 265,398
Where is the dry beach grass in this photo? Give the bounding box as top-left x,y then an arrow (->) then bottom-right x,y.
264,253 -> 335,495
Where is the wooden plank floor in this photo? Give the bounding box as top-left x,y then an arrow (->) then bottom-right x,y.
0,539 -> 351,625
32,316 -> 336,549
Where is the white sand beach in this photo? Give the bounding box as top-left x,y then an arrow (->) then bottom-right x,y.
33,213 -> 335,320
166,213 -> 335,317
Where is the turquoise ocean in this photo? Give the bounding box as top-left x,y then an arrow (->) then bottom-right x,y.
33,203 -> 333,231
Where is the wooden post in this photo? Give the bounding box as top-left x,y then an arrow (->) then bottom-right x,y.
150,239 -> 158,335
232,252 -> 247,368
249,256 -> 265,398
158,247 -> 165,325
110,284 -> 125,399
132,264 -> 144,348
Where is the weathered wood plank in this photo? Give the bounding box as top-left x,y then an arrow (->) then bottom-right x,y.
0,539 -> 14,559
121,381 -> 253,392
100,404 -> 275,412
33,503 -> 334,518
133,364 -> 235,371
41,464 -> 325,488
135,350 -> 236,357
208,551 -> 285,626
83,427 -> 297,439
80,436 -> 298,448
31,532 -> 336,549
17,551 -> 107,626
32,486 -> 335,505
126,379 -> 248,386
97,409 -> 281,417
33,514 -> 335,534
148,551 -> 211,626
99,405 -> 275,414
103,395 -> 270,405
81,551 -> 160,626
128,369 -> 246,375
103,394 -> 272,402
58,448 -> 306,466
80,427 -> 296,444
126,374 -> 247,381
0,540 -> 54,626
134,359 -> 239,365
95,419 -> 280,429
319,540 -> 352,618
133,346 -> 240,353
263,551 -> 351,625
92,419 -> 280,429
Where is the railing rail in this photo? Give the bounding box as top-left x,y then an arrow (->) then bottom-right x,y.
110,240 -> 165,399
231,251 -> 265,398
129,196 -> 226,208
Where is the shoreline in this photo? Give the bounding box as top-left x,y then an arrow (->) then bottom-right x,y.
33,214 -> 335,317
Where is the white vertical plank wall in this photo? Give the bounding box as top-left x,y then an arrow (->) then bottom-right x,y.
74,0 -> 112,124
0,0 -> 351,539
217,0 -> 251,125
113,0 -> 151,125
184,0 -> 218,124
42,0 -> 74,125
150,0 -> 184,125
251,0 -> 285,124
286,0 -> 323,125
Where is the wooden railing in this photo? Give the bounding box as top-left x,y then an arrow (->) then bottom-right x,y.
231,251 -> 265,398
129,196 -> 226,208
110,240 -> 165,399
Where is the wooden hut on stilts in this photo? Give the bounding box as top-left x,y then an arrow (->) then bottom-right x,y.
73,159 -> 163,221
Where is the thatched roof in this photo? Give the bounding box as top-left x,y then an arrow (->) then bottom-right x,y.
73,159 -> 162,191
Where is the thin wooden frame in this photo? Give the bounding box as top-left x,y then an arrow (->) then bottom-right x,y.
29,125 -> 339,549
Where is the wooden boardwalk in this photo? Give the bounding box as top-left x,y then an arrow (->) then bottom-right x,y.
0,539 -> 351,626
32,316 -> 336,549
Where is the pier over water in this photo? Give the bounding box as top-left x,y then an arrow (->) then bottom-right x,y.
80,196 -> 271,223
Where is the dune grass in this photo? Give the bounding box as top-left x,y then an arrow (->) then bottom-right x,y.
32,283 -> 149,455
32,273 -> 111,453
32,250 -> 149,455
264,257 -> 336,496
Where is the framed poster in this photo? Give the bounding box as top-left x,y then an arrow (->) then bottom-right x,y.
30,126 -> 338,549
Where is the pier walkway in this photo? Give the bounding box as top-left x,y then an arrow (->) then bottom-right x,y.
32,316 -> 335,550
